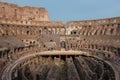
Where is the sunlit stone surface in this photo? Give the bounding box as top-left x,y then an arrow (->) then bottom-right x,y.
0,1 -> 120,80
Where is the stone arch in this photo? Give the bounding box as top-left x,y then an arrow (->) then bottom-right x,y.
60,41 -> 66,48
2,6 -> 5,17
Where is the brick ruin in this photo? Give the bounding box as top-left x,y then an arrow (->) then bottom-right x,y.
0,1 -> 120,80
0,2 -> 50,21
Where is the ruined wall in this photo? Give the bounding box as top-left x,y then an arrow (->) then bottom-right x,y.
0,21 -> 65,49
66,17 -> 120,35
0,2 -> 120,80
0,2 -> 50,22
66,17 -> 120,58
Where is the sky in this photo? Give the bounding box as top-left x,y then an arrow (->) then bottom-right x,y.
2,0 -> 120,23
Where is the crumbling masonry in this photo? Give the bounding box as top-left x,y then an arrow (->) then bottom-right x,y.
0,2 -> 120,80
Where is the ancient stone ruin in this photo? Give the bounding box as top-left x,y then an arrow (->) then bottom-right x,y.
0,1 -> 120,80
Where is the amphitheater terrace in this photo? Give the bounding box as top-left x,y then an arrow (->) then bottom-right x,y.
0,1 -> 120,80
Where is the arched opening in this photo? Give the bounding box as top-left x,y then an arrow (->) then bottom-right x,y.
50,39 -> 53,42
110,28 -> 114,35
61,41 -> 66,48
2,7 -> 5,17
44,27 -> 47,29
36,74 -> 40,80
26,31 -> 29,35
61,55 -> 66,61
30,41 -> 32,45
71,32 -> 73,35
118,48 -> 120,56
14,9 -> 17,18
39,30 -> 41,34
73,31 -> 77,34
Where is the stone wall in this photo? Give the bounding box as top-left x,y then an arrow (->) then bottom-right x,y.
66,17 -> 120,35
0,2 -> 50,21
65,17 -> 120,58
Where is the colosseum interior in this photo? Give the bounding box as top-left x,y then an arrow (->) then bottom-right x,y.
0,1 -> 120,80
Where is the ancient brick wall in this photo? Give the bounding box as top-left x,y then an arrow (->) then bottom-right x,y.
65,17 -> 120,58
0,1 -> 120,80
0,2 -> 50,21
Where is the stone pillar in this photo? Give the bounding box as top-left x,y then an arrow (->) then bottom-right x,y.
55,27 -> 57,34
